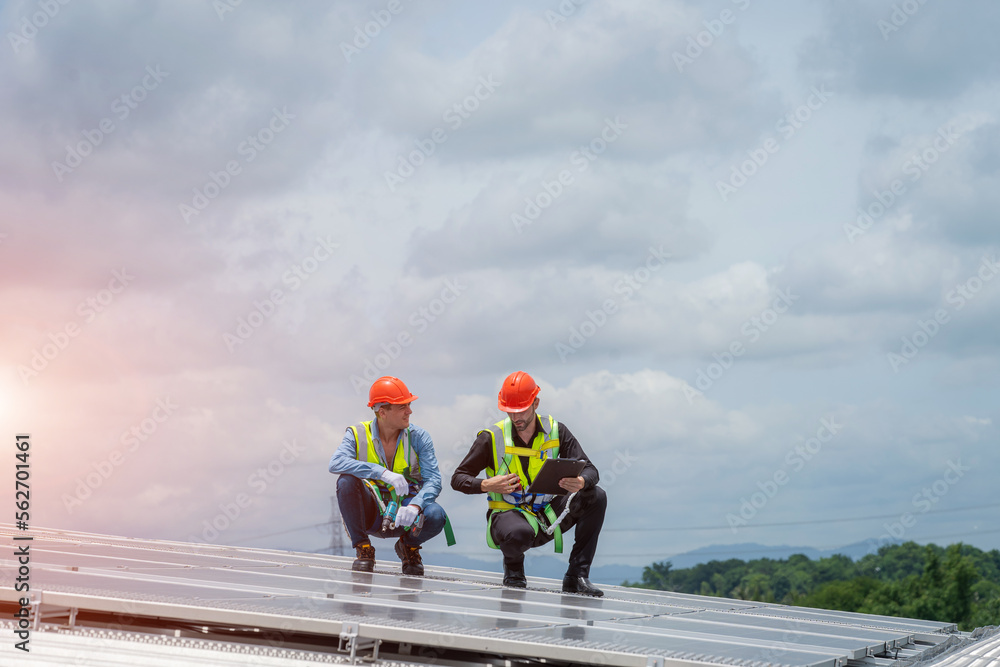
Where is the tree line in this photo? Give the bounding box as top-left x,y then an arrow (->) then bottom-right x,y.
626,542 -> 1000,631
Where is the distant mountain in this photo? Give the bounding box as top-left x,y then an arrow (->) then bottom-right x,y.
660,543 -> 826,569
632,539 -> 897,571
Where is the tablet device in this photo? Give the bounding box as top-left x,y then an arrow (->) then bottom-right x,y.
524,459 -> 587,495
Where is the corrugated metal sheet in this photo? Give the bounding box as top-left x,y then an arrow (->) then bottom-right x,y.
0,621 -> 380,666
0,525 -> 981,667
922,628 -> 1000,667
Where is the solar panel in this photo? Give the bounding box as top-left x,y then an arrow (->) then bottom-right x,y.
0,525 -> 977,667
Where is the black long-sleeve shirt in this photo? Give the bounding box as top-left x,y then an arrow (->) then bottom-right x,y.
450,417 -> 599,494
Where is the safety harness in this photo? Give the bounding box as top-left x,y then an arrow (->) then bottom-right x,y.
484,415 -> 565,553
349,421 -> 456,546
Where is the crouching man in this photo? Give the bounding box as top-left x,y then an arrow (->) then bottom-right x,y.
329,376 -> 451,575
451,371 -> 607,596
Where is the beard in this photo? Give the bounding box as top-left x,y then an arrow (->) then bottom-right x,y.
513,414 -> 533,431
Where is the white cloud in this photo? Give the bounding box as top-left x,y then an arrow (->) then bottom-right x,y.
2,0 -> 998,566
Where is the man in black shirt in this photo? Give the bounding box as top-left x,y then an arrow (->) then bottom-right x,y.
450,371 -> 607,596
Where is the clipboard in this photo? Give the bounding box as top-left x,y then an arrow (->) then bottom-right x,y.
524,459 -> 587,495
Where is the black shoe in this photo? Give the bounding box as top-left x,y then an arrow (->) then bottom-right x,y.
394,538 -> 424,576
562,575 -> 604,597
503,559 -> 526,588
352,542 -> 375,572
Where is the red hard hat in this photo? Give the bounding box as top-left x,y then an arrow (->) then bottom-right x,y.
368,376 -> 418,408
498,371 -> 540,413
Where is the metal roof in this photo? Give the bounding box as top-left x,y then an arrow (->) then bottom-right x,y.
919,628 -> 1000,667
0,525 -> 990,666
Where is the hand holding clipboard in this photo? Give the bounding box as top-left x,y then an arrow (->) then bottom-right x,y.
524,459 -> 587,495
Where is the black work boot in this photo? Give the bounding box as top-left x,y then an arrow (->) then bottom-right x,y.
395,538 -> 424,576
562,574 -> 604,597
503,557 -> 527,588
352,542 -> 375,572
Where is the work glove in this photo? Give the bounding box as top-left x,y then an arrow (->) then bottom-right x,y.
394,504 -> 420,529
380,469 -> 409,497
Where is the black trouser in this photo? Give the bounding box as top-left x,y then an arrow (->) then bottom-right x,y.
489,485 -> 606,577
335,475 -> 446,548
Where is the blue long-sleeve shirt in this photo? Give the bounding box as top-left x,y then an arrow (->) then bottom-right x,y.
329,421 -> 442,510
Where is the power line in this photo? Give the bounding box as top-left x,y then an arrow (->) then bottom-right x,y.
229,502 -> 1000,551
420,528 -> 1000,560
227,522 -> 329,544
601,501 -> 1000,532
588,527 -> 1000,559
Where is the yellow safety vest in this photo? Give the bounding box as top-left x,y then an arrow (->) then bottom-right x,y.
348,420 -> 421,501
347,421 -> 458,547
483,415 -> 564,553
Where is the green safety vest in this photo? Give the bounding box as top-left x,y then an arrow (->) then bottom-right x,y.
483,415 -> 564,553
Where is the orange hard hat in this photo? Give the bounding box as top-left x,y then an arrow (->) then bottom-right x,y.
498,371 -> 540,413
368,376 -> 418,408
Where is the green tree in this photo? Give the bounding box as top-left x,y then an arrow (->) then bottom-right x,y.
635,560 -> 673,590
800,577 -> 882,612
940,544 -> 978,627
625,541 -> 1000,631
731,572 -> 773,601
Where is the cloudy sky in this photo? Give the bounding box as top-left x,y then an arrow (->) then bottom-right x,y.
2,0 -> 997,570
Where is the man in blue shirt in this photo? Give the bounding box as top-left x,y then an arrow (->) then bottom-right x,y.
329,376 -> 446,575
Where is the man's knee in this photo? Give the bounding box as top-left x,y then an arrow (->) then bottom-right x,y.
336,475 -> 374,525
571,484 -> 606,521
418,503 -> 446,537
492,513 -> 535,548
589,484 -> 607,510
495,529 -> 534,557
422,503 -> 445,525
509,524 -> 536,545
336,474 -> 364,495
